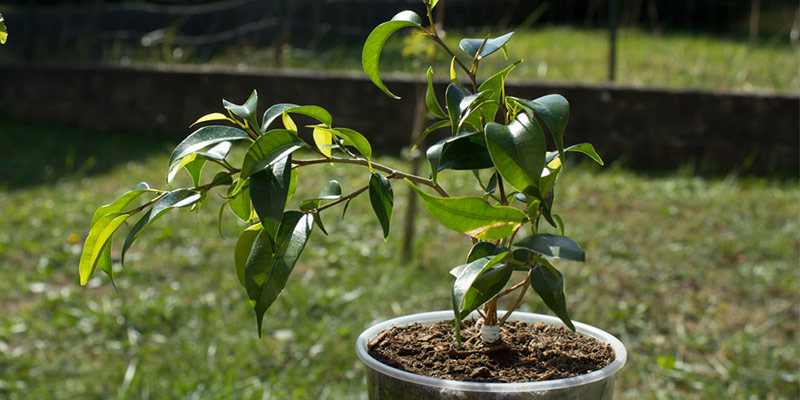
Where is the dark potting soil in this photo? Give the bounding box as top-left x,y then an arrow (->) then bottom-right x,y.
367,319 -> 615,383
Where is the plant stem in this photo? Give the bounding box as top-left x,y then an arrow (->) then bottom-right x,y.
428,35 -> 478,92
293,157 -> 450,197
315,185 -> 369,213
499,269 -> 532,324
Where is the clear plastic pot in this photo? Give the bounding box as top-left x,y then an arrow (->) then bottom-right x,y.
356,311 -> 627,400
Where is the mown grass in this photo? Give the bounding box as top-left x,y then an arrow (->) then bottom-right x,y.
0,118 -> 798,399
166,27 -> 800,93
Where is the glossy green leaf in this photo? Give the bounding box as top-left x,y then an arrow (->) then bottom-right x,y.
239,129 -> 306,180
312,127 -> 333,157
426,132 -> 493,183
450,241 -> 509,276
120,189 -> 202,265
411,119 -> 450,151
282,110 -> 297,133
449,56 -> 459,84
95,241 -> 115,287
235,223 -> 262,288
223,90 -> 259,131
79,213 -> 129,285
477,60 -> 520,123
459,32 -> 514,60
167,154 -> 204,185
445,83 -> 471,135
429,0 -> 439,10
249,155 -> 292,242
246,212 -> 314,336
514,233 -> 585,262
190,112 -> 234,127
333,128 -> 373,162
485,112 -> 547,196
288,105 -> 334,127
91,182 -> 153,226
262,103 -> 300,131
362,10 -> 423,99
169,125 -> 250,167
512,95 -> 569,159
564,143 -> 604,165
425,67 -> 446,119
407,180 -> 527,240
369,173 -> 394,240
452,252 -> 511,320
227,182 -> 252,221
462,263 -> 513,320
530,262 -> 575,331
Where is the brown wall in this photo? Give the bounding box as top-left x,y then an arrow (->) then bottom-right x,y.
1,64 -> 797,174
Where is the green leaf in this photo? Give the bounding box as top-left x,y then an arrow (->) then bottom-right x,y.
91,182 -> 153,226
362,11 -> 423,99
530,262 -> 575,331
167,154 -> 202,185
429,0 -> 440,10
246,212 -> 314,336
95,241 -> 115,287
512,95 -> 570,160
312,127 -> 333,157
79,213 -> 129,285
262,103 -> 300,131
411,119 -> 450,151
120,189 -> 202,265
425,67 -> 446,119
227,182 -> 252,221
312,213 -> 329,235
262,104 -> 334,132
514,233 -> 585,262
0,13 -> 6,44
190,112 -> 234,127
239,129 -> 306,180
299,180 -> 342,211
452,252 -> 511,320
564,143 -> 604,165
169,125 -> 250,167
282,110 -> 298,133
451,241 -> 509,276
223,90 -> 259,131
168,139 -> 229,185
459,32 -> 514,60
407,180 -> 527,240
235,223 -> 262,288
369,173 -> 394,240
485,112 -> 547,196
426,131 -> 493,183
449,56 -> 459,84
249,155 -> 292,242
478,60 -> 521,123
445,83 -> 472,135
332,128 -> 373,163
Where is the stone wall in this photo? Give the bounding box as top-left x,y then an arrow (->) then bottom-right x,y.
1,64 -> 797,174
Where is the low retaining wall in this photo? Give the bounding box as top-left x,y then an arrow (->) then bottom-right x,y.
1,64 -> 797,174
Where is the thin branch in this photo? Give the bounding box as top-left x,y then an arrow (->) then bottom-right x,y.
315,185 -> 369,213
429,35 -> 478,92
293,157 -> 450,197
499,269 -> 533,324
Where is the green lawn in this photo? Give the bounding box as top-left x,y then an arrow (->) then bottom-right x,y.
1,118 -> 798,399
187,27 -> 799,93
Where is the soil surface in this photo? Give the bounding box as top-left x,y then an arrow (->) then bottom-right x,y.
368,318 -> 615,383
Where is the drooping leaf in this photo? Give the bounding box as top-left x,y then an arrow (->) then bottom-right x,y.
227,182 -> 252,221
223,90 -> 260,131
332,128 -> 373,163
249,155 -> 292,242
563,143 -> 604,165
362,11 -> 423,99
239,129 -> 306,180
407,180 -> 527,240
169,125 -> 250,167
445,83 -> 472,135
477,60 -> 521,123
190,112 -> 234,127
426,132 -> 493,183
425,67 -> 446,119
79,213 -> 129,285
412,119 -> 450,151
369,173 -> 394,240
449,56 -> 459,84
530,262 -> 575,331
246,212 -> 314,336
120,189 -> 202,265
452,252 -> 511,321
312,127 -> 333,157
514,233 -> 585,262
91,182 -> 153,226
235,223 -> 262,288
282,110 -> 298,133
262,103 -> 300,131
459,32 -> 514,60
512,95 -> 569,160
95,241 -> 115,287
168,139 -> 230,185
461,263 -> 513,320
485,112 -> 547,197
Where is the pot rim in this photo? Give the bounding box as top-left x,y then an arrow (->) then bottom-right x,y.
356,310 -> 627,393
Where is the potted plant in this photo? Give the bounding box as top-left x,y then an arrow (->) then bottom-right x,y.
79,1 -> 625,398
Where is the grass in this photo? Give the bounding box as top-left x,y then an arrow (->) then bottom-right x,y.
0,118 -> 798,399
97,26 -> 800,93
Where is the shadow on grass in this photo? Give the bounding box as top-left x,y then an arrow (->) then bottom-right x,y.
0,116 -> 176,190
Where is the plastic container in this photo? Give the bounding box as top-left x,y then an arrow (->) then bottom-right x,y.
356,311 -> 627,400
